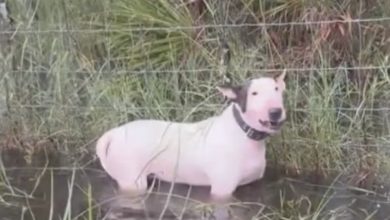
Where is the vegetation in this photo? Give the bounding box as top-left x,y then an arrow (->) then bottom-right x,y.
0,0 -> 390,219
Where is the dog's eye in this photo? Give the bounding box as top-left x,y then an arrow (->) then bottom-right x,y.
252,92 -> 258,96
275,87 -> 279,91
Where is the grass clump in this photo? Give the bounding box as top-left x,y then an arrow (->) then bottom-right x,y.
106,0 -> 213,69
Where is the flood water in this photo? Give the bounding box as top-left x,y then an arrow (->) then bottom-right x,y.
1,149 -> 390,220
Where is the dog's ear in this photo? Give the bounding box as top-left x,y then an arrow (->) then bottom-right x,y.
274,69 -> 287,83
216,84 -> 240,100
274,69 -> 287,90
217,81 -> 250,112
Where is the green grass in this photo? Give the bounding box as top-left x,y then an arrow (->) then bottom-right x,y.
0,0 -> 390,219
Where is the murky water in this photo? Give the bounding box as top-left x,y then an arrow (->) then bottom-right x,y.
1,149 -> 389,220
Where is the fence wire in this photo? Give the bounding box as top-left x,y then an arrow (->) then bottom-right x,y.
1,17 -> 390,34
0,9 -> 389,157
6,104 -> 390,112
5,65 -> 390,75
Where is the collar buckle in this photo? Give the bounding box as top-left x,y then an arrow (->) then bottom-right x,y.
247,129 -> 255,137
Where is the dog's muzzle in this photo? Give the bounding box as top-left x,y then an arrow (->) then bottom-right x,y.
259,119 -> 286,130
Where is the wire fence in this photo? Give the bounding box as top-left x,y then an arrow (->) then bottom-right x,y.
2,6 -> 390,220
1,16 -> 390,34
5,104 -> 390,112
0,5 -> 390,159
4,65 -> 390,75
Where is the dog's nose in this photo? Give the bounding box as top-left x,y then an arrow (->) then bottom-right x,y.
269,108 -> 282,121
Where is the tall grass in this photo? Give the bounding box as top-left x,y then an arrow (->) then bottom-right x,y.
0,0 -> 389,184
106,0 -> 214,69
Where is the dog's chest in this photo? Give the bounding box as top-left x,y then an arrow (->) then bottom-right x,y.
237,145 -> 266,184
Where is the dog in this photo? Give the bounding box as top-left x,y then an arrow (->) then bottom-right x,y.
96,71 -> 287,202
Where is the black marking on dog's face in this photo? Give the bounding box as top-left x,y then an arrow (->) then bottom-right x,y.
220,81 -> 251,113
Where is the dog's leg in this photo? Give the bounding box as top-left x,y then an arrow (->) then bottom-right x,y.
208,165 -> 239,200
208,172 -> 239,220
115,173 -> 149,211
118,178 -> 148,195
209,188 -> 234,220
117,173 -> 148,196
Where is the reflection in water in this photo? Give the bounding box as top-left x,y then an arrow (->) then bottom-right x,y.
0,149 -> 389,220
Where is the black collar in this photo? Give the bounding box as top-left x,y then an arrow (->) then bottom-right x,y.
232,105 -> 269,141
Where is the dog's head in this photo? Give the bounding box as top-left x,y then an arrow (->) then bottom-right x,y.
217,71 -> 287,134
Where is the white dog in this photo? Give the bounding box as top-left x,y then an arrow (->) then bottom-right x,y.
96,71 -> 287,202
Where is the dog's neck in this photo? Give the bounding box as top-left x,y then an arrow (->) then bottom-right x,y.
229,104 -> 270,141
